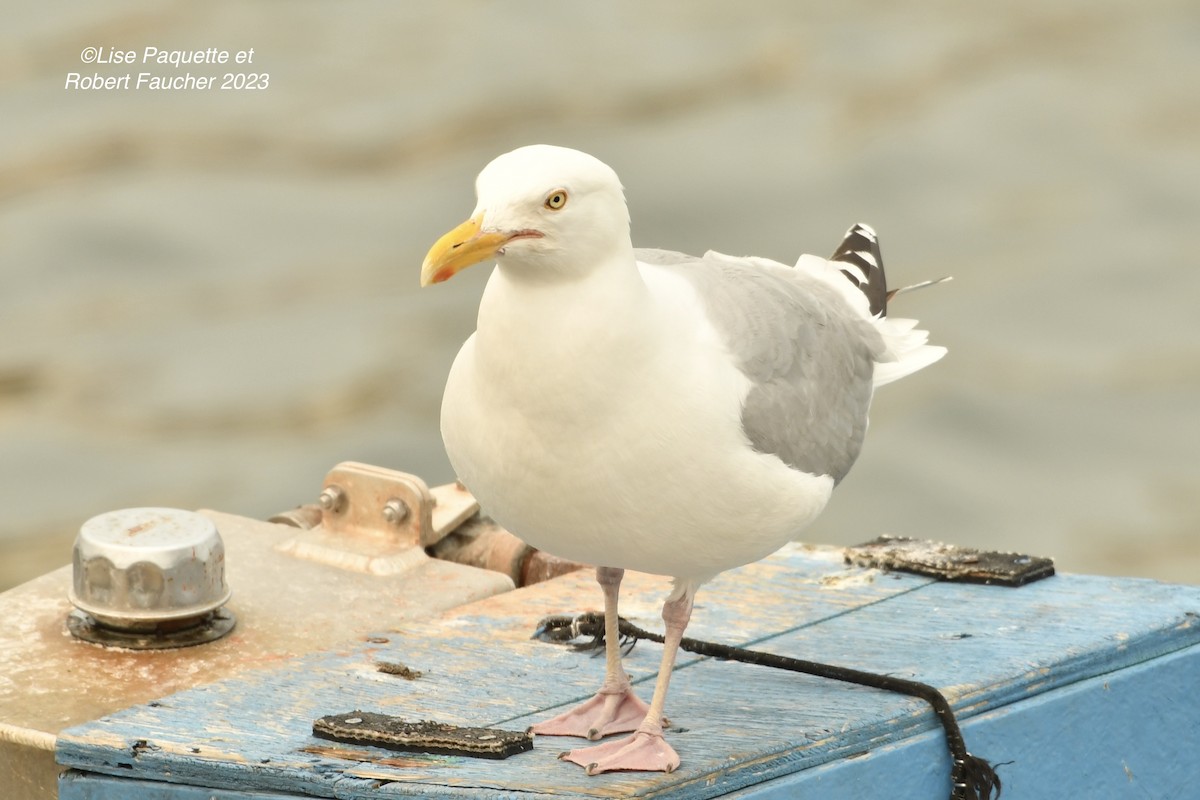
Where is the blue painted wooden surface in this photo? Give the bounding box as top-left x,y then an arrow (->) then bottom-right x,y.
59,771 -> 300,800
56,545 -> 1200,799
720,644 -> 1200,798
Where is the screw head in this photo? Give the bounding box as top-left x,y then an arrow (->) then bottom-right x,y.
382,498 -> 410,525
319,486 -> 346,513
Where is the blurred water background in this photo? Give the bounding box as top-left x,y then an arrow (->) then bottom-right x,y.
2,1 -> 1197,592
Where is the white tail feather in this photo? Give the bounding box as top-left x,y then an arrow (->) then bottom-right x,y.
794,251 -> 947,387
872,315 -> 946,387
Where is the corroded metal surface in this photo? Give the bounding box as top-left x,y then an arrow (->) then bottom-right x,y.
426,514 -> 587,588
427,516 -> 531,584
65,607 -> 237,650
0,506 -> 514,800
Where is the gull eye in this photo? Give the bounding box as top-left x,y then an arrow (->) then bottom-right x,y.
544,190 -> 568,210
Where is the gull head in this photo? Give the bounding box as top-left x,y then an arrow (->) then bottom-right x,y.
420,145 -> 631,287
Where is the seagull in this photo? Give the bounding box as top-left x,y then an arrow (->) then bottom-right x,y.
419,144 -> 946,775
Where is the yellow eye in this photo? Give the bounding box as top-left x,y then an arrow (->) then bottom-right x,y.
544,190 -> 568,210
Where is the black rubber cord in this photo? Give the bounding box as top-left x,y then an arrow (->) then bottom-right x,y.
533,611 -> 1002,800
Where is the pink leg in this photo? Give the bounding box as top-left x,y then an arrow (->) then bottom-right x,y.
559,587 -> 695,775
530,567 -> 653,740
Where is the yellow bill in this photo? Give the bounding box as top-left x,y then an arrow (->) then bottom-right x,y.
420,213 -> 511,287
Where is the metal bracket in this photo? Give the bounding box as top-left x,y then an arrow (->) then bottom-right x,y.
318,462 -> 434,546
275,462 -> 480,575
270,462 -> 580,585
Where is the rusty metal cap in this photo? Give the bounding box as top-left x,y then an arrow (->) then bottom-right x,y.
69,508 -> 232,630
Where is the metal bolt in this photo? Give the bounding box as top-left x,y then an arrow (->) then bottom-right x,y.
382,498 -> 410,525
319,485 -> 346,513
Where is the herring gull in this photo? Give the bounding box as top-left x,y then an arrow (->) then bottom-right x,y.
419,144 -> 946,775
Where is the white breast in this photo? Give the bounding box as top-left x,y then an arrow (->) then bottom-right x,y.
439,264 -> 833,585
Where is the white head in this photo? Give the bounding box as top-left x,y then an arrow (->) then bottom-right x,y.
420,145 -> 631,286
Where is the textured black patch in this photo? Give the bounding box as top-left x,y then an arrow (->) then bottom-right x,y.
312,711 -> 532,759
845,535 -> 1056,587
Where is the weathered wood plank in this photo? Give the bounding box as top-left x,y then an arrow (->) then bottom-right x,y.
717,643 -> 1200,798
60,769 -> 302,800
55,544 -> 1200,799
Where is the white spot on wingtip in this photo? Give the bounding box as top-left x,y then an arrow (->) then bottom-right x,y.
854,222 -> 877,240
852,249 -> 878,268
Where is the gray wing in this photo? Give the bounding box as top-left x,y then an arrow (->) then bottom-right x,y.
636,247 -> 885,484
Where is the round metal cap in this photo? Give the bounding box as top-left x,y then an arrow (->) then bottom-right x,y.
68,508 -> 234,643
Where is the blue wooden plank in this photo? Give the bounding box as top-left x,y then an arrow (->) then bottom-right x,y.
718,643 -> 1200,799
59,769 -> 301,800
55,546 -> 1200,799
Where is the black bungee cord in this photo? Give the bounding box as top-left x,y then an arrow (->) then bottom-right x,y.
533,611 -> 1002,800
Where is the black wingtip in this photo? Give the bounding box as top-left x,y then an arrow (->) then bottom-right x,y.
830,223 -> 888,317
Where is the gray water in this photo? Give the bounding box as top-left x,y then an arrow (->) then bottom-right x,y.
2,1 -> 1198,591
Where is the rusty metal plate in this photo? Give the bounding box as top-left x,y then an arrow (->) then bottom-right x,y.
276,464 -> 482,575
317,461 -> 434,545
